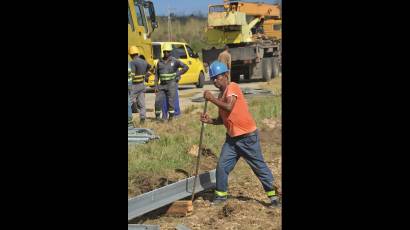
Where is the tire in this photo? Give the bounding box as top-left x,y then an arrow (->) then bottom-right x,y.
262,57 -> 273,81
272,58 -> 280,79
196,72 -> 205,88
231,68 -> 240,82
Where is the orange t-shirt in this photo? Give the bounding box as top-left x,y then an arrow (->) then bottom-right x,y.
219,82 -> 257,137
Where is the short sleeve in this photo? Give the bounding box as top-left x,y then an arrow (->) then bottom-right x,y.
226,84 -> 240,98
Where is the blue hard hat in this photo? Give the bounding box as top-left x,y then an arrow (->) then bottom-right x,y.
209,61 -> 229,80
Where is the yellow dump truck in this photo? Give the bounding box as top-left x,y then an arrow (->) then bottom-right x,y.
202,0 -> 282,82
128,0 -> 158,68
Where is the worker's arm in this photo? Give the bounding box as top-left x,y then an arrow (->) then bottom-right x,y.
203,90 -> 237,112
200,113 -> 223,125
144,63 -> 152,82
228,56 -> 232,70
176,60 -> 189,77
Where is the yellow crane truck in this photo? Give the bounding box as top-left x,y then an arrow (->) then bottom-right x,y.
128,0 -> 158,67
202,0 -> 282,82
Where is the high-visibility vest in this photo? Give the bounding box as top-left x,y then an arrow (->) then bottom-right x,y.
159,72 -> 176,81
132,74 -> 145,83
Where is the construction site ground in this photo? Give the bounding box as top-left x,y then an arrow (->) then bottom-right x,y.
129,78 -> 282,229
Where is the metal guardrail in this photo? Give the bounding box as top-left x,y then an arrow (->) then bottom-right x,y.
128,128 -> 160,144
128,224 -> 160,230
128,169 -> 216,220
176,224 -> 192,230
127,224 -> 191,230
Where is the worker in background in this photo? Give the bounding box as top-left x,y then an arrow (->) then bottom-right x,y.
161,48 -> 182,120
217,45 -> 231,82
200,61 -> 280,207
128,46 -> 151,124
128,62 -> 134,127
154,43 -> 188,121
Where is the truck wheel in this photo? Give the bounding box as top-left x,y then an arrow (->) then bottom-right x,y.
196,72 -> 205,88
272,58 -> 280,79
231,69 -> 240,82
262,57 -> 273,81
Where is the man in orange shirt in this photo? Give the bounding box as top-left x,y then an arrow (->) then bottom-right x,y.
200,61 -> 279,207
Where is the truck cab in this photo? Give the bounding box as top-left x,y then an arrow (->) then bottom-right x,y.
128,0 -> 158,67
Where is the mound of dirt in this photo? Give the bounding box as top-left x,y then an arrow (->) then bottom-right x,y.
187,145 -> 218,172
128,174 -> 174,197
198,148 -> 218,172
219,200 -> 242,218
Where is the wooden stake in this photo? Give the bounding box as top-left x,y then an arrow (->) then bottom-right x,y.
165,201 -> 193,217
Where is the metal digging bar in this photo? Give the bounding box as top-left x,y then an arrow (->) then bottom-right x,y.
191,100 -> 208,203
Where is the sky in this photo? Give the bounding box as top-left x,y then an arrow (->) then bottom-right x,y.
151,0 -> 280,16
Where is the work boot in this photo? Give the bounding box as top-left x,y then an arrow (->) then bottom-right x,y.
211,195 -> 227,205
168,112 -> 174,122
155,116 -> 165,123
155,113 -> 161,121
269,196 -> 281,208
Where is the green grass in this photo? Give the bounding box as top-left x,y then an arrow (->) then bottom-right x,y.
249,96 -> 281,125
129,78 -> 281,179
128,103 -> 225,176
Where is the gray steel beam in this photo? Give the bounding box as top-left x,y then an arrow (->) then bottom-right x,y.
128,137 -> 150,142
128,224 -> 160,230
176,224 -> 192,230
128,169 -> 216,220
128,128 -> 159,143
